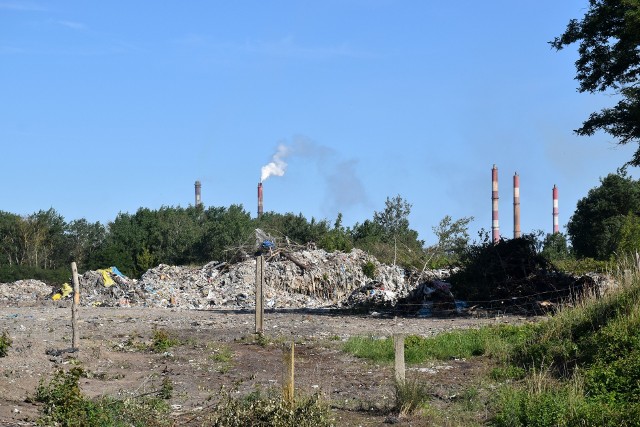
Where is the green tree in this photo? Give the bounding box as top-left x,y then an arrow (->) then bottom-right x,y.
541,232 -> 571,261
615,211 -> 640,253
373,195 -> 413,265
426,215 -> 474,266
65,219 -> 106,270
0,211 -> 21,266
568,172 -> 640,259
552,0 -> 640,165
318,213 -> 353,252
200,205 -> 253,261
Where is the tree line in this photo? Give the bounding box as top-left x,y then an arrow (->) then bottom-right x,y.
0,196 -> 475,283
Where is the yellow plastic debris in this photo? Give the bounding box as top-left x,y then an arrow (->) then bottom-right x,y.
52,293 -> 62,301
98,269 -> 115,287
61,283 -> 72,298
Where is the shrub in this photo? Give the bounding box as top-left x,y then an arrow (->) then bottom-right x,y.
362,261 -> 376,279
209,388 -> 332,427
151,329 -> 180,352
394,379 -> 430,416
33,367 -> 170,426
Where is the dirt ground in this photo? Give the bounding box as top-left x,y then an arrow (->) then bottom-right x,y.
0,302 -> 534,426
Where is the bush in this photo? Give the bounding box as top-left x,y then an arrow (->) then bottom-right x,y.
362,261 -> 376,279
151,329 -> 180,352
209,388 -> 332,427
33,367 -> 170,427
394,379 -> 430,416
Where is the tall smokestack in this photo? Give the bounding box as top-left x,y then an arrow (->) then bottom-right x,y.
194,180 -> 202,207
513,173 -> 521,239
553,185 -> 559,234
492,165 -> 500,243
257,182 -> 263,218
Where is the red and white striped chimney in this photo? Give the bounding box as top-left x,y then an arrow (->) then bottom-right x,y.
492,165 -> 500,243
257,182 -> 264,218
553,184 -> 559,234
513,173 -> 521,239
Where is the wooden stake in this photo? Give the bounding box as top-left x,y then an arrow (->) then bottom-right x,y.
394,334 -> 405,384
71,262 -> 80,350
255,255 -> 264,334
282,341 -> 295,404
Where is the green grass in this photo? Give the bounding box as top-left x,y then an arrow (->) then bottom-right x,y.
343,255 -> 640,425
343,324 -> 533,364
490,255 -> 640,426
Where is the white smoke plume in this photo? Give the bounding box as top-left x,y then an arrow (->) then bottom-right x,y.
260,135 -> 370,215
261,143 -> 290,182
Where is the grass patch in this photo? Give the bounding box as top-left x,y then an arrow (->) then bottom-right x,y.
208,344 -> 234,373
344,324 -> 533,364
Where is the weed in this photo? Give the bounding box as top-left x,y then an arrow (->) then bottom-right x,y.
394,379 -> 430,416
158,377 -> 173,400
0,330 -> 12,357
152,329 -> 180,352
362,261 -> 376,279
209,344 -> 233,363
207,386 -> 332,426
33,367 -> 171,426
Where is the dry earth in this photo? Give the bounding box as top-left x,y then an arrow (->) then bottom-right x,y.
0,302 -> 535,426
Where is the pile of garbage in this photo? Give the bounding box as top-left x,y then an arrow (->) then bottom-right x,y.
0,279 -> 52,304
38,248 -> 437,311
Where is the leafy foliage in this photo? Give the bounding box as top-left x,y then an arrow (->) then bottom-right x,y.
541,232 -> 570,262
552,0 -> 640,166
449,234 -> 562,304
33,367 -> 171,427
425,215 -> 474,267
0,194 -> 430,280
567,172 -> 640,259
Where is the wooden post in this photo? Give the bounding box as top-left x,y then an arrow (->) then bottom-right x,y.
394,334 -> 405,384
282,342 -> 295,404
71,262 -> 80,350
255,255 -> 264,334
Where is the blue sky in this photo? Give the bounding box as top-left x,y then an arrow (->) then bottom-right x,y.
1,1 -> 637,246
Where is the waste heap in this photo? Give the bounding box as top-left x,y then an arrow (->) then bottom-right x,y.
0,279 -> 52,305
61,249 -> 414,310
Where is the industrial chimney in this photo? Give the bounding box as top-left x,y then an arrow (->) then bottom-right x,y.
492,165 -> 500,243
553,185 -> 559,234
194,180 -> 202,207
257,182 -> 263,218
513,173 -> 521,239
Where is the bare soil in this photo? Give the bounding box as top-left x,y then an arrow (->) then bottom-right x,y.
0,302 -> 534,426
